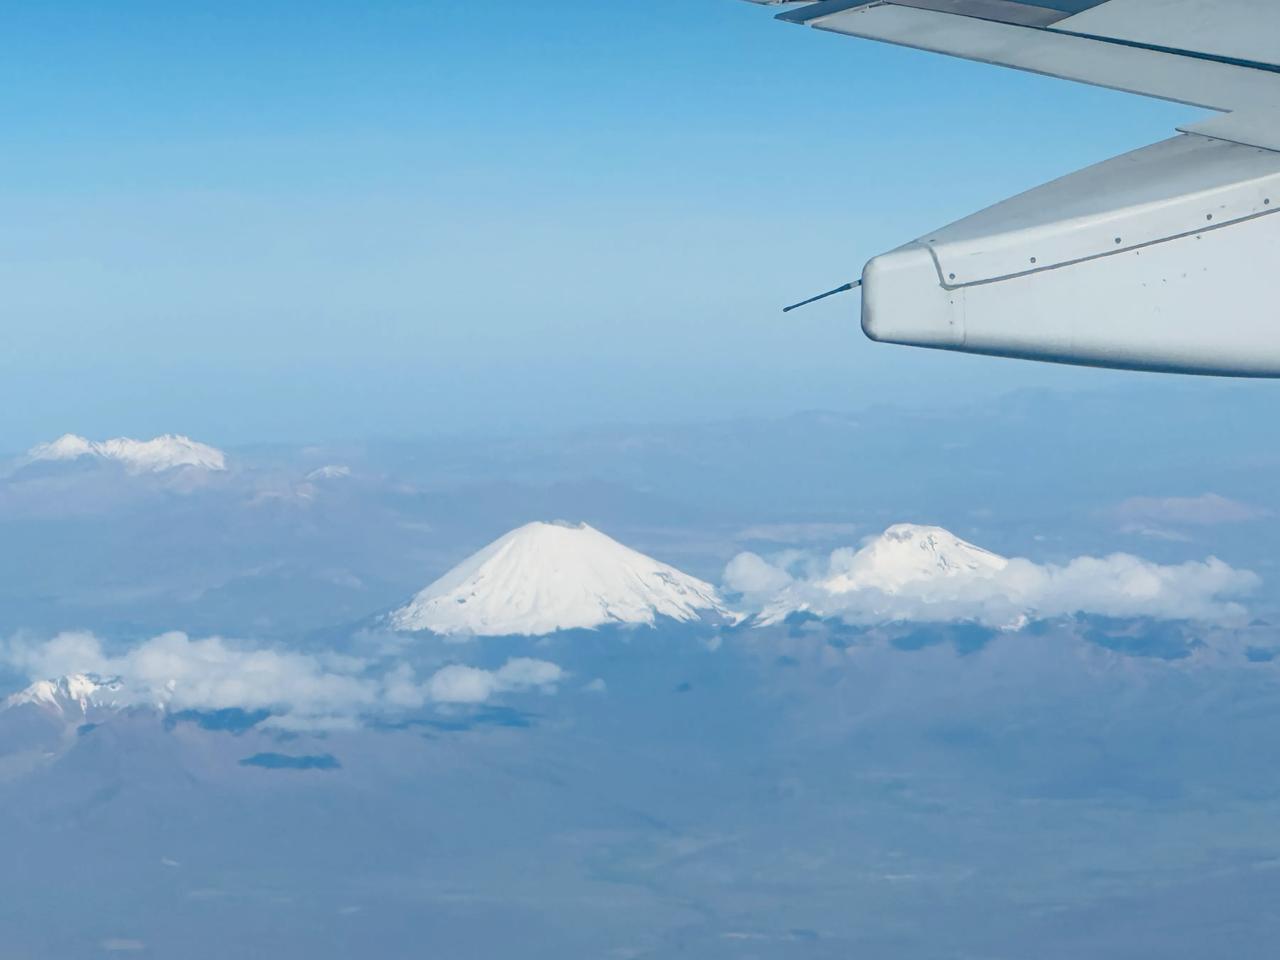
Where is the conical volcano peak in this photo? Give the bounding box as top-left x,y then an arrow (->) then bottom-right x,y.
390,521 -> 730,637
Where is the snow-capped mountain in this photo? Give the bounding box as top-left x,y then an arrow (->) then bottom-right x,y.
27,434 -> 226,473
755,523 -> 1010,625
820,523 -> 1007,594
3,674 -> 127,718
306,464 -> 351,480
390,521 -> 731,637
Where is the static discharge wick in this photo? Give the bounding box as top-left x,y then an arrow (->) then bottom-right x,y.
782,279 -> 862,314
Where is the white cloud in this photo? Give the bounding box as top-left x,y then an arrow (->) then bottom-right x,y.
427,665 -> 498,704
724,552 -> 794,597
728,527 -> 1259,628
382,662 -> 428,709
7,630 -> 112,679
1,632 -> 564,727
4,631 -> 376,726
426,658 -> 565,705
494,657 -> 564,688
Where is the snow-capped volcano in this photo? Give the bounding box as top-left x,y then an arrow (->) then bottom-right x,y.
390,521 -> 730,637
742,522 -> 1255,629
820,523 -> 1007,594
754,524 -> 1010,626
3,674 -> 126,717
27,433 -> 226,473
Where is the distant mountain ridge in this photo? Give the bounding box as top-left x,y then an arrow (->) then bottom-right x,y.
390,520 -> 732,637
27,434 -> 226,473
3,673 -> 127,717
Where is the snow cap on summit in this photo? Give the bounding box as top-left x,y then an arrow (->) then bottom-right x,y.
3,673 -> 125,717
821,523 -> 1008,594
28,434 -> 226,473
390,521 -> 730,637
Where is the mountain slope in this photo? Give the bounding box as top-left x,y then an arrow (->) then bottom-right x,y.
390,521 -> 730,636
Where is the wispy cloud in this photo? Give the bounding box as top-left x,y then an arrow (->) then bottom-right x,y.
1116,493 -> 1268,527
99,939 -> 146,953
734,522 -> 862,545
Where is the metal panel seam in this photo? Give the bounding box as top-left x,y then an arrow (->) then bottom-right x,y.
936,204 -> 1280,289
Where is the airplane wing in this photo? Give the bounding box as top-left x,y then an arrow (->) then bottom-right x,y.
747,0 -> 1280,376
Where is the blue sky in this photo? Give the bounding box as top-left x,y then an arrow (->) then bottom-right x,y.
0,0 -> 1212,447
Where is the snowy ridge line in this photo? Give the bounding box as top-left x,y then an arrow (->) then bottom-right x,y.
3,673 -> 126,716
27,434 -> 226,473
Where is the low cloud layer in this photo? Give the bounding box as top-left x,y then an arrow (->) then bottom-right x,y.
726,525 -> 1259,628
1,632 -> 563,728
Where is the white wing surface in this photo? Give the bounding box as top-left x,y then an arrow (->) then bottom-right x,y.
748,0 -> 1280,375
